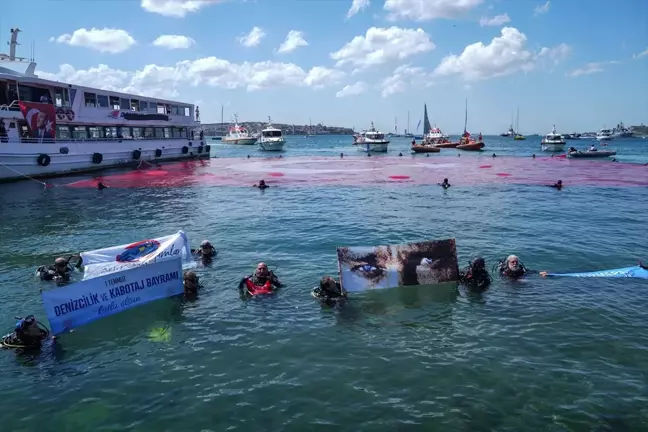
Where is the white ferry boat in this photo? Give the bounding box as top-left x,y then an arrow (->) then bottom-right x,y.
595,128 -> 614,141
257,117 -> 285,151
540,125 -> 566,152
0,28 -> 207,183
221,114 -> 257,145
355,122 -> 389,152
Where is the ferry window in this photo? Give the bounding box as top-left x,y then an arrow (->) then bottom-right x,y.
149,102 -> 157,113
84,92 -> 97,107
140,101 -> 148,111
132,127 -> 142,138
171,127 -> 180,138
120,98 -> 130,110
163,127 -> 172,138
88,126 -> 104,139
178,127 -> 186,138
154,128 -> 164,138
109,96 -> 120,109
72,126 -> 88,140
171,105 -> 179,116
144,127 -> 154,138
119,127 -> 132,139
54,87 -> 69,107
131,99 -> 140,111
18,85 -> 35,102
56,125 -> 71,140
157,104 -> 166,114
184,107 -> 190,117
105,126 -> 118,138
97,95 -> 109,108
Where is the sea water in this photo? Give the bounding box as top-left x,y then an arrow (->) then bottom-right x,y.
0,135 -> 647,431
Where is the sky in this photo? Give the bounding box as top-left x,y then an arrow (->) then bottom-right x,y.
2,0 -> 647,134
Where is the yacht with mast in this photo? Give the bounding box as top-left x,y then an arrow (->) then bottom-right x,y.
456,98 -> 485,151
222,114 -> 257,145
513,107 -> 526,140
0,28 -> 206,183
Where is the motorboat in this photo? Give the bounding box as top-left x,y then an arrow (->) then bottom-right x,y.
355,122 -> 389,152
566,146 -> 617,158
257,117 -> 285,151
596,128 -> 614,141
540,125 -> 566,152
221,114 -> 257,145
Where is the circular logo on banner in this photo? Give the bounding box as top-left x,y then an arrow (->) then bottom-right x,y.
116,240 -> 161,262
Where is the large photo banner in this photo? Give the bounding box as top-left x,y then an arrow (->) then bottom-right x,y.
19,101 -> 56,140
80,230 -> 191,280
42,258 -> 184,335
336,239 -> 459,292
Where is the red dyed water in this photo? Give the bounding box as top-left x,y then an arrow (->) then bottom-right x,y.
63,156 -> 648,189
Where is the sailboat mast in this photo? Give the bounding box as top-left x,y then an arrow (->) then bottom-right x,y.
464,98 -> 468,133
220,105 -> 224,135
516,107 -> 520,133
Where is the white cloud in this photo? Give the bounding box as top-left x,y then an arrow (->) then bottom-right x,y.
331,27 -> 435,69
380,64 -> 431,98
384,0 -> 483,21
141,0 -> 223,17
479,13 -> 511,27
568,61 -> 619,77
52,28 -> 136,54
238,27 -> 265,48
277,30 -> 308,54
36,58 -> 346,99
304,67 -> 346,89
433,27 -> 569,81
152,35 -> 195,49
347,0 -> 370,18
336,82 -> 368,98
633,48 -> 648,59
534,1 -> 550,16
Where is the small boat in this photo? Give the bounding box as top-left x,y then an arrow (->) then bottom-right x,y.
411,144 -> 440,153
456,99 -> 485,151
541,125 -> 566,152
513,108 -> 525,140
567,150 -> 617,158
456,141 -> 485,151
222,114 -> 257,145
257,117 -> 285,151
355,122 -> 389,152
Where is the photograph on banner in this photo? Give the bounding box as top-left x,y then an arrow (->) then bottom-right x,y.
336,239 -> 459,292
80,230 -> 192,280
41,258 -> 184,335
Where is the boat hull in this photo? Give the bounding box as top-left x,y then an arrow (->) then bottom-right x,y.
0,138 -> 209,183
357,142 -> 389,153
567,150 -> 617,158
541,142 -> 566,152
411,145 -> 440,153
258,140 -> 285,151
595,135 -> 614,141
222,137 -> 257,145
456,142 -> 485,151
433,142 -> 459,149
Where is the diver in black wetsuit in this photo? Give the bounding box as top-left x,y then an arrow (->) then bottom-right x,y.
549,180 -> 563,190
439,178 -> 451,189
183,271 -> 202,298
312,276 -> 348,307
1,315 -> 49,349
459,257 -> 492,291
191,240 -> 217,263
254,180 -> 269,190
36,256 -> 80,282
497,255 -> 537,279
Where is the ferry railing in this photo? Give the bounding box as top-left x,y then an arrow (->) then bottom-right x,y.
0,100 -> 21,111
15,136 -> 197,144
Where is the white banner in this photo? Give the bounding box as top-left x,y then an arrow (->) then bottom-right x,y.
80,231 -> 192,280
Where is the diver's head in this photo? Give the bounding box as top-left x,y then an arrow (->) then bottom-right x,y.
16,315 -> 41,339
471,257 -> 486,271
319,276 -> 341,296
200,239 -> 213,255
183,271 -> 200,295
54,257 -> 68,273
557,180 -> 562,185
256,262 -> 269,277
259,180 -> 266,186
443,178 -> 448,184
506,255 -> 520,271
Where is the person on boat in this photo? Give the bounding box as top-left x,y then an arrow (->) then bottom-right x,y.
497,255 -> 537,279
183,271 -> 202,298
549,180 -> 563,190
438,178 -> 451,189
239,262 -> 283,292
253,180 -> 269,190
191,240 -> 217,260
36,256 -> 79,282
312,276 -> 347,307
2,315 -> 49,349
478,133 -> 483,142
459,257 -> 492,291
589,144 -> 597,151
568,146 -> 577,153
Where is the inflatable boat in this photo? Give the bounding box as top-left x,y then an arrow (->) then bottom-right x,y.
411,145 -> 441,153
567,150 -> 617,158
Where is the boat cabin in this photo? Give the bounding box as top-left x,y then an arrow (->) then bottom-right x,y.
261,129 -> 282,138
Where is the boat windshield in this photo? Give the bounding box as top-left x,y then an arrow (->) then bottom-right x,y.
367,133 -> 384,140
262,130 -> 282,138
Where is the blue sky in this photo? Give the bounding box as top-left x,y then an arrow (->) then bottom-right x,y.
2,0 -> 647,134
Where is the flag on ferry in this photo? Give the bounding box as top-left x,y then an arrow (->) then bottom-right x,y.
18,102 -> 56,141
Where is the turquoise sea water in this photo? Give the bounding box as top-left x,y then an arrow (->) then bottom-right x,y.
0,135 -> 647,431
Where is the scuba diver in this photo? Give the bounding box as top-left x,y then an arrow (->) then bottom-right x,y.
549,180 -> 563,190
438,178 -> 451,189
458,257 -> 492,291
183,271 -> 202,298
238,262 -> 283,295
36,256 -> 81,282
495,255 -> 538,279
311,276 -> 348,307
1,315 -> 50,350
253,180 -> 269,190
191,240 -> 217,262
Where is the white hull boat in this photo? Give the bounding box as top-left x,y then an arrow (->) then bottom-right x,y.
540,125 -> 566,152
355,122 -> 389,153
595,129 -> 614,141
221,114 -> 257,145
257,117 -> 285,151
